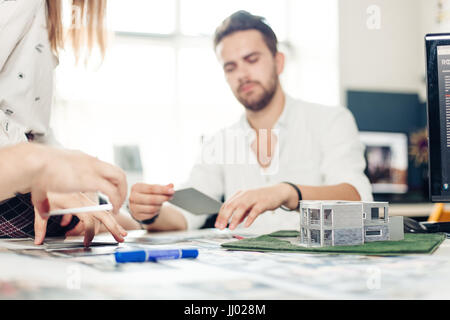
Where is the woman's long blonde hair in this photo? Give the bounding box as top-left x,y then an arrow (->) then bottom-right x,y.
46,0 -> 107,61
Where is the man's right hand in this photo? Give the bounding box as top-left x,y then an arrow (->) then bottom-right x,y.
128,183 -> 175,223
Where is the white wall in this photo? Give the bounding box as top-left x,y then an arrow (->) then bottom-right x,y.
338,0 -> 424,105
417,0 -> 450,100
285,0 -> 340,106
339,0 -> 450,105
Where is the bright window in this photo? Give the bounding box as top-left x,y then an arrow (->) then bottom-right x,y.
108,0 -> 177,34
180,0 -> 288,40
52,0 -> 339,188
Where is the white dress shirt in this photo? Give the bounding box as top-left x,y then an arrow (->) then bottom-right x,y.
180,95 -> 373,234
0,0 -> 58,147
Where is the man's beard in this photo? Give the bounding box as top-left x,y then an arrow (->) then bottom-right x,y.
236,72 -> 278,112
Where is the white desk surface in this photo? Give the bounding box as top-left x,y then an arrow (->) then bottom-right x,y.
1,228 -> 450,300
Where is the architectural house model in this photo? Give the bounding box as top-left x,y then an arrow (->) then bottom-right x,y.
298,201 -> 404,247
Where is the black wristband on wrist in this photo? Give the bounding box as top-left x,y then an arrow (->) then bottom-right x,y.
127,200 -> 160,227
280,182 -> 302,211
135,214 -> 159,226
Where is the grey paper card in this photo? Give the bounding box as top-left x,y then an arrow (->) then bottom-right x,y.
168,188 -> 223,215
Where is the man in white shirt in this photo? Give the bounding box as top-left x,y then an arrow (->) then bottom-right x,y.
128,11 -> 373,234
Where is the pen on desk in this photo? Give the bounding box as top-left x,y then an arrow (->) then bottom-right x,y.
114,249 -> 199,263
232,235 -> 245,240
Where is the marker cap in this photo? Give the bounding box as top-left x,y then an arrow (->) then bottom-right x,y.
181,249 -> 199,259
114,250 -> 146,263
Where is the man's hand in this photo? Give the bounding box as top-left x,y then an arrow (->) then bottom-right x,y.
29,144 -> 127,216
215,183 -> 299,230
34,192 -> 128,246
128,183 -> 175,223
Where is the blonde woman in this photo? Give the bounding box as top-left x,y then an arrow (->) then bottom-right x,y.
0,0 -> 135,245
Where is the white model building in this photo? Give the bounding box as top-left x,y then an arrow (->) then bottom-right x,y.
298,201 -> 404,247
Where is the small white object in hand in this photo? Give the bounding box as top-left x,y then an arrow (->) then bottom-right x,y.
48,203 -> 113,216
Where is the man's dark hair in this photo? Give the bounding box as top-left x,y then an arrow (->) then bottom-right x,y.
213,10 -> 278,56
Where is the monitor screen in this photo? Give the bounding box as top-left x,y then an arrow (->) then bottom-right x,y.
425,33 -> 450,202
359,131 -> 408,194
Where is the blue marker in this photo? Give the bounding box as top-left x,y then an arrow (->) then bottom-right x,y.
114,249 -> 199,263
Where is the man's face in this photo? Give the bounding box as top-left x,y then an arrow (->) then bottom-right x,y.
216,30 -> 283,111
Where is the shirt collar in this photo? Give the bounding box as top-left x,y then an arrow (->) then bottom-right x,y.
240,94 -> 293,131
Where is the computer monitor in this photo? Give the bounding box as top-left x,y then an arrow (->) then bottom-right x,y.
425,33 -> 450,202
359,131 -> 409,194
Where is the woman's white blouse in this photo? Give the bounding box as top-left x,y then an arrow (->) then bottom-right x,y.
0,0 -> 58,147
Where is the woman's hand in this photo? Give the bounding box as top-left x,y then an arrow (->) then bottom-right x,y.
34,192 -> 127,246
29,144 -> 127,216
215,183 -> 299,230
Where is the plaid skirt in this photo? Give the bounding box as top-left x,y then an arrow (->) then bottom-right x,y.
0,193 -> 79,238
